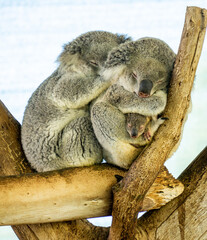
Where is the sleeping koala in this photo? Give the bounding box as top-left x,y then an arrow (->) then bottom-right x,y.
91,37 -> 176,169
21,31 -> 131,172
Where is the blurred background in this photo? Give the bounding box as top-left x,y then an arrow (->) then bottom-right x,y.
0,0 -> 207,239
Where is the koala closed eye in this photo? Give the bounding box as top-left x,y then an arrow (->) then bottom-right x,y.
89,60 -> 99,67
132,72 -> 138,79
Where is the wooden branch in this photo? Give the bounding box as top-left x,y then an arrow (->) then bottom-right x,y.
136,146 -> 207,240
0,164 -> 183,225
0,101 -> 109,240
108,6 -> 207,240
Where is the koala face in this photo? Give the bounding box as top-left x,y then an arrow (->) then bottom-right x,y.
103,37 -> 176,97
131,58 -> 169,97
117,58 -> 168,98
126,113 -> 150,138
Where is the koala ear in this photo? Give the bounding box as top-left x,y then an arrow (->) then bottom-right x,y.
63,40 -> 82,55
60,31 -> 94,57
105,41 -> 136,69
57,32 -> 92,63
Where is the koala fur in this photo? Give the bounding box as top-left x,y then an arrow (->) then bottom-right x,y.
21,31 -> 131,172
91,37 -> 176,169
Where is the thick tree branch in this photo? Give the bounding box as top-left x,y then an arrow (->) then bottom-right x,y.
108,6 -> 207,240
135,146 -> 207,240
0,101 -> 109,240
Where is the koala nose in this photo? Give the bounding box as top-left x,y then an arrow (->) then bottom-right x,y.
131,128 -> 138,138
138,79 -> 153,97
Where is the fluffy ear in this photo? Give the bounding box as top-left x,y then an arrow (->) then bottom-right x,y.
60,34 -> 90,56
61,32 -> 131,56
57,33 -> 92,63
104,41 -> 136,68
105,38 -> 176,71
62,39 -> 82,55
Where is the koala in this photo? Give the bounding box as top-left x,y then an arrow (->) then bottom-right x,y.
21,31 -> 131,172
91,102 -> 165,169
126,113 -> 150,139
126,113 -> 167,142
91,37 -> 176,169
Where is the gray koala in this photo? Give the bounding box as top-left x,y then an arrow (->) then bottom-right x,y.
21,31 -> 131,172
91,37 -> 176,169
126,113 -> 150,139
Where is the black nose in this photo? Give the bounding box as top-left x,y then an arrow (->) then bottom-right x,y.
131,128 -> 138,138
139,79 -> 153,97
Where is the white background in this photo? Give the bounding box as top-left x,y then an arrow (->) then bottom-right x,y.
0,0 -> 207,239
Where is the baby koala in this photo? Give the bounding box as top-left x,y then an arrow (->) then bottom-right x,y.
126,113 -> 150,139
126,113 -> 164,142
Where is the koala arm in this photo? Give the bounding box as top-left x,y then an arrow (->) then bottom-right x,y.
104,84 -> 167,116
51,74 -> 111,109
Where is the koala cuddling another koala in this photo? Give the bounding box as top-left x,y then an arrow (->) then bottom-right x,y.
22,32 -> 175,172
21,31 -> 131,172
91,37 -> 176,169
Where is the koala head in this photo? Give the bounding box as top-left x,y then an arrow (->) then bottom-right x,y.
103,37 -> 176,97
126,113 -> 150,138
58,31 -> 131,70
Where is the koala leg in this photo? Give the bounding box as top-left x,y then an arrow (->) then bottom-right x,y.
57,115 -> 103,168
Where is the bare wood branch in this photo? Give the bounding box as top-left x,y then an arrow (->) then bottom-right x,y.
0,164 -> 183,225
135,146 -> 207,240
108,6 -> 207,240
0,101 -> 109,240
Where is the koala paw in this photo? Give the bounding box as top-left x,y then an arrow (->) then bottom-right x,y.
143,128 -> 152,141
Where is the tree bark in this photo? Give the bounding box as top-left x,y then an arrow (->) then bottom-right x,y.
108,6 -> 207,240
135,146 -> 207,240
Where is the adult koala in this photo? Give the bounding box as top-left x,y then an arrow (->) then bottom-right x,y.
91,37 -> 176,169
21,31 -> 131,172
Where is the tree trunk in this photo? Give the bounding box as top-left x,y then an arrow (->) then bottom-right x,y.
108,6 -> 207,240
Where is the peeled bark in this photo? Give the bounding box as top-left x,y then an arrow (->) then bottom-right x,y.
108,6 -> 207,240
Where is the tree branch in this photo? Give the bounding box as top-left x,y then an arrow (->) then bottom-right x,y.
108,6 -> 207,240
136,146 -> 207,240
0,164 -> 183,225
0,101 -> 109,240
